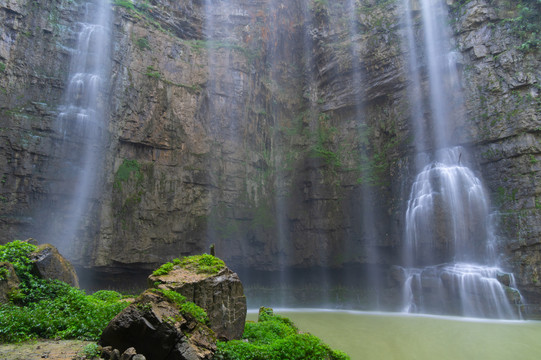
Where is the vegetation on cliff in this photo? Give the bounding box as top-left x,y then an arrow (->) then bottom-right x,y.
0,241 -> 128,342
216,307 -> 350,360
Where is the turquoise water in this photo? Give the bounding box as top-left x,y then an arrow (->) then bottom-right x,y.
248,310 -> 541,360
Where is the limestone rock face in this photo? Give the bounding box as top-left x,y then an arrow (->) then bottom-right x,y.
0,262 -> 19,304
100,290 -> 216,360
149,266 -> 247,341
29,244 -> 79,287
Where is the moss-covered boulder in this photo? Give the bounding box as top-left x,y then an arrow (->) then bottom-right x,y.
100,289 -> 216,360
0,261 -> 19,304
148,255 -> 247,341
29,244 -> 79,287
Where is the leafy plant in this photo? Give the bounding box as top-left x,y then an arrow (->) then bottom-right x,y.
505,0 -> 541,52
216,309 -> 350,360
0,240 -> 36,286
145,65 -> 162,79
152,262 -> 174,276
0,241 -> 128,343
80,343 -> 101,359
0,267 -> 9,281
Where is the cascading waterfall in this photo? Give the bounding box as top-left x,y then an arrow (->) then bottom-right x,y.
399,0 -> 522,318
45,0 -> 111,257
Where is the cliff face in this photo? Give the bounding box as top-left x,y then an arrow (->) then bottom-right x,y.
0,0 -> 540,308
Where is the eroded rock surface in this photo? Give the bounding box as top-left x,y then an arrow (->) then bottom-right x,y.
30,243 -> 79,287
149,265 -> 247,341
100,290 -> 216,360
0,261 -> 19,304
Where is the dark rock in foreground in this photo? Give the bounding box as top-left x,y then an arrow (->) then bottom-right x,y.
100,290 -> 216,360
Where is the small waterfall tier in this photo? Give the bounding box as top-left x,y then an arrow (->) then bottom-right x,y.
398,148 -> 522,319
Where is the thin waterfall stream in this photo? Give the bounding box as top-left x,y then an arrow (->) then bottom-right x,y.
44,0 -> 111,258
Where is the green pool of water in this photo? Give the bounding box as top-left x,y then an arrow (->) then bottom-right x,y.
248,310 -> 541,360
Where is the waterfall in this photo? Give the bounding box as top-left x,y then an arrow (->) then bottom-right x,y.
399,0 -> 522,318
44,0 -> 111,258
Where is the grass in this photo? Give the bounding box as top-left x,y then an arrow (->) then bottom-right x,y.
152,254 -> 225,276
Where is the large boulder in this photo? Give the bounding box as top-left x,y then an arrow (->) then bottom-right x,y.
29,244 -> 79,287
0,262 -> 19,304
148,260 -> 247,341
100,290 -> 216,360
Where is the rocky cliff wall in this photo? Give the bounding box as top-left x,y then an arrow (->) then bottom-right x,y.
0,0 -> 540,308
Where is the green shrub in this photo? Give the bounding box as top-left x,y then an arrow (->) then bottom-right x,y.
216,309 -> 350,360
0,240 -> 36,278
504,0 -> 541,51
152,262 -> 174,276
80,343 -> 101,359
91,290 -> 123,302
0,267 -> 9,280
0,240 -> 129,343
0,279 -> 128,342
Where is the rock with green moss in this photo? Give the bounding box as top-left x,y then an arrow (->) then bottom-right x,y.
100,289 -> 215,360
0,262 -> 19,304
148,255 -> 246,341
29,243 -> 79,287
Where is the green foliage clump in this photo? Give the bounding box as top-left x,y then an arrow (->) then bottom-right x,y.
506,0 -> 541,52
114,159 -> 142,190
80,342 -> 101,359
112,0 -> 135,10
0,279 -> 128,342
0,62 -> 5,73
136,37 -> 151,51
216,309 -> 350,360
309,113 -> 342,169
0,240 -> 128,343
152,262 -> 174,276
0,267 -> 9,280
179,254 -> 226,275
150,288 -> 208,324
152,254 -> 225,277
145,65 -> 162,79
0,240 -> 36,286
